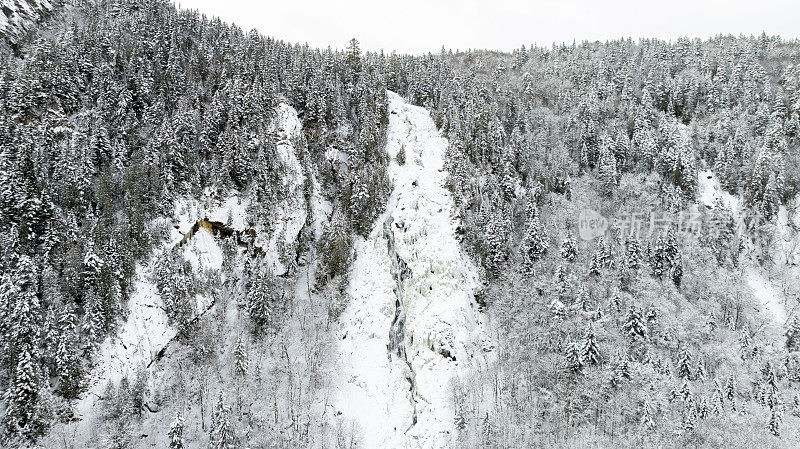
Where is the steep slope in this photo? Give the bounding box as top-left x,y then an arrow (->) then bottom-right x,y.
698,169 -> 792,330
44,102 -> 312,447
0,0 -> 54,47
335,92 -> 489,448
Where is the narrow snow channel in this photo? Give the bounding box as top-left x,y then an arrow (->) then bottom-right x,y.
746,268 -> 787,327
336,92 -> 487,448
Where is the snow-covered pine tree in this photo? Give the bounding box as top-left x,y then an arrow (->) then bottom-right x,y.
598,136 -> 619,197
622,305 -> 647,340
641,400 -> 656,430
623,237 -> 642,271
4,255 -> 46,438
677,346 -> 694,380
650,229 -> 682,286
560,235 -> 578,262
698,397 -> 710,419
768,407 -> 781,436
581,324 -> 600,366
565,341 -> 584,373
520,208 -> 548,272
168,412 -> 185,449
725,375 -> 736,404
210,392 -> 236,449
55,306 -> 82,399
786,315 -> 800,351
234,335 -> 248,377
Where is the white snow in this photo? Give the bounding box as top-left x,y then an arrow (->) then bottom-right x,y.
182,227 -> 224,272
260,103 -> 308,274
0,0 -> 53,43
745,268 -> 787,327
310,172 -> 332,239
698,169 -> 740,214
335,91 -> 488,448
75,225 -> 224,424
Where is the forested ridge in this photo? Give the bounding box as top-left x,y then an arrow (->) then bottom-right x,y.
385,35 -> 800,447
0,0 -> 389,442
1,0 -> 800,447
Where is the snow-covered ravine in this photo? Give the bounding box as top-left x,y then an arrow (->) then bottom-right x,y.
335,92 -> 488,448
72,224 -> 221,433
65,102 -> 309,440
697,169 -> 791,328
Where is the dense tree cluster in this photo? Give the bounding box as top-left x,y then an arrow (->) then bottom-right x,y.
0,0 -> 389,441
2,0 -> 800,446
382,35 -> 800,446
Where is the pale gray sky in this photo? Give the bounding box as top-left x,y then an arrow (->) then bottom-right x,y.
173,0 -> 800,54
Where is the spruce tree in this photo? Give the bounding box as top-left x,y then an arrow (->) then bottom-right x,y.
725,375 -> 736,403
581,324 -> 600,366
234,335 -> 248,377
768,407 -> 781,437
521,210 -> 548,271
210,392 -> 236,449
677,346 -> 694,380
786,315 -> 800,351
622,305 -> 647,339
598,138 -> 619,197
560,235 -> 578,262
565,341 -> 584,373
641,401 -> 656,430
168,412 -> 185,449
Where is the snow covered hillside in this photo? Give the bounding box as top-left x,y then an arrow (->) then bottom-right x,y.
0,0 -> 54,45
49,102 -> 312,445
335,91 -> 489,448
698,169 -> 795,330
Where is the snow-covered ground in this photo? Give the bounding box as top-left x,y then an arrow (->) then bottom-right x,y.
335,91 -> 488,448
698,169 -> 740,214
698,169 -> 796,328
745,268 -> 788,327
0,0 -> 53,43
63,102 -> 309,444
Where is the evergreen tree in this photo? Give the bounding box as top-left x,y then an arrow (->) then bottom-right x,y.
650,230 -> 682,286
622,305 -> 647,339
560,235 -> 578,262
565,341 -> 584,373
210,392 -> 236,449
521,210 -> 548,271
168,412 -> 185,449
55,306 -> 83,399
598,137 -> 619,196
589,237 -> 614,275
234,335 -> 248,377
581,324 -> 600,366
768,407 -> 781,436
677,346 -> 694,380
641,401 -> 656,430
623,237 -> 642,271
724,375 -> 736,403
244,267 -> 281,335
786,315 -> 800,351
4,255 -> 47,438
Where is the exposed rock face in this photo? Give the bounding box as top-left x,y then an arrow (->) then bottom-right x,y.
0,0 -> 55,49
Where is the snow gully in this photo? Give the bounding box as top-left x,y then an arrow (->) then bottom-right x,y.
384,216 -> 419,431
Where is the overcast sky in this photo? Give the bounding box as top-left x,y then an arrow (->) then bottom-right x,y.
173,0 -> 800,54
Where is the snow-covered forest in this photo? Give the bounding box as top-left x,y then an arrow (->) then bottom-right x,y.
1,0 -> 800,447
